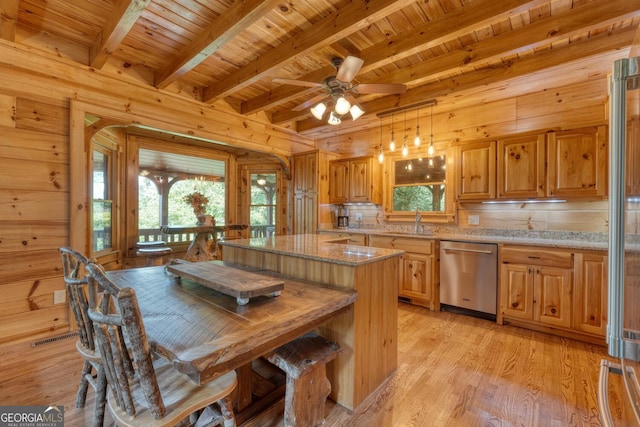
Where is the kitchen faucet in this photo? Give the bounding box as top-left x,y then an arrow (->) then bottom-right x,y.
415,208 -> 421,233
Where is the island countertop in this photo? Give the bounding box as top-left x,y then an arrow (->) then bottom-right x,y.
219,233 -> 404,266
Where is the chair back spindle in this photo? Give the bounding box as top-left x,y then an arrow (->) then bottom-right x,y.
86,263 -> 166,420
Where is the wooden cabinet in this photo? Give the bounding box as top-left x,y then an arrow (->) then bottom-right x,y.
328,160 -> 349,204
456,140 -> 496,200
329,157 -> 381,204
369,235 -> 438,310
293,192 -> 317,235
317,230 -> 367,245
573,251 -> 608,336
293,151 -> 317,193
497,134 -> 545,198
293,151 -> 328,234
500,245 -> 608,342
500,246 -> 573,329
547,126 -> 607,198
456,127 -> 607,201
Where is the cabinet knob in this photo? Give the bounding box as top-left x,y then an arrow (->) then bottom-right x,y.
550,307 -> 557,314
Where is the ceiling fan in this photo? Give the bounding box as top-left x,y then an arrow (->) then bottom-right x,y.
273,56 -> 407,124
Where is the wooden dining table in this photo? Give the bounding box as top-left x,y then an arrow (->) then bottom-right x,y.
105,261 -> 357,415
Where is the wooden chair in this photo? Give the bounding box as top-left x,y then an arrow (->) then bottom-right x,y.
59,247 -> 107,427
84,262 -> 237,427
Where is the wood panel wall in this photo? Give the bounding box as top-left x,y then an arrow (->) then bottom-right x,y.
0,41 -> 313,345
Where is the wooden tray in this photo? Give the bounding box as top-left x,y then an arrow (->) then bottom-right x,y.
166,261 -> 284,305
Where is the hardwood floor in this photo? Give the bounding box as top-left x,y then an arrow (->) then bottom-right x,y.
0,303 -> 624,426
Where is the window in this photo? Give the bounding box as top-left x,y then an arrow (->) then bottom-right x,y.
137,148 -> 226,243
392,155 -> 447,213
92,148 -> 113,253
249,173 -> 276,237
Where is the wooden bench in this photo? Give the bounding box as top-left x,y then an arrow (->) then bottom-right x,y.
135,241 -> 172,266
266,333 -> 341,427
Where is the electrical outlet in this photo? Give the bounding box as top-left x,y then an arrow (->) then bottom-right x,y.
468,215 -> 480,225
53,290 -> 66,305
354,212 -> 363,221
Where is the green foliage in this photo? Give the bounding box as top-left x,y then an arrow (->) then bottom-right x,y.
393,185 -> 445,212
138,177 -> 226,227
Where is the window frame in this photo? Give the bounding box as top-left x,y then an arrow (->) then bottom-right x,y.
383,148 -> 456,223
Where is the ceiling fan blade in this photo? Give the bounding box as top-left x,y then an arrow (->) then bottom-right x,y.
354,83 -> 407,94
292,93 -> 329,111
336,56 -> 364,83
273,77 -> 323,88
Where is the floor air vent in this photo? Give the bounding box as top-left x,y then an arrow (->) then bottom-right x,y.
31,331 -> 78,347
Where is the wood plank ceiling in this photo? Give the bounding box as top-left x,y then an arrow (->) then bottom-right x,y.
8,0 -> 640,140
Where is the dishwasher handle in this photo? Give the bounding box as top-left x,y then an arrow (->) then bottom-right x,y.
443,247 -> 494,255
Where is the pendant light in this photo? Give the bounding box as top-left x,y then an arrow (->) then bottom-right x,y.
378,120 -> 384,164
414,107 -> 421,146
389,114 -> 396,152
401,111 -> 408,157
427,105 -> 435,157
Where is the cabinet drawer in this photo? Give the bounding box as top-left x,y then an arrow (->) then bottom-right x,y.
369,235 -> 433,255
319,232 -> 366,246
501,246 -> 573,268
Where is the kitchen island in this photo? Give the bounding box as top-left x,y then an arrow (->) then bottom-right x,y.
219,234 -> 403,410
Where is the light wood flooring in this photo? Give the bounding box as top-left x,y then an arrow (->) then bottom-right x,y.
0,303 -> 626,426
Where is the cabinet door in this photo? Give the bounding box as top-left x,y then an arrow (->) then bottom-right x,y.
533,266 -> 572,328
456,141 -> 496,200
329,160 -> 349,204
349,158 -> 372,202
293,152 -> 318,193
500,263 -> 534,320
573,252 -> 608,336
547,126 -> 607,198
399,253 -> 434,307
293,193 -> 317,234
497,134 -> 545,198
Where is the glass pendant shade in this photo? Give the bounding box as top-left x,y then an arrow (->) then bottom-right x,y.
350,104 -> 364,120
334,96 -> 351,115
402,137 -> 409,157
414,128 -> 421,146
328,111 -> 342,125
310,102 -> 326,120
378,145 -> 384,164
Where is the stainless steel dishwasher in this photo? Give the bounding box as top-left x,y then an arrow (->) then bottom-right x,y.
439,240 -> 498,319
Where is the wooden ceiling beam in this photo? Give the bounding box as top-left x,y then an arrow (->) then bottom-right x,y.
271,0 -> 638,126
201,0 -> 411,104
296,25 -> 636,134
246,0 -> 545,117
89,0 -> 152,69
154,0 -> 280,90
0,0 -> 18,42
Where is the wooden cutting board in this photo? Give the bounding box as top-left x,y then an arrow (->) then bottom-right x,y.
166,261 -> 284,305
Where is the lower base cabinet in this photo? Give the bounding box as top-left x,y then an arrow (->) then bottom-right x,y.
369,236 -> 439,311
500,245 -> 607,343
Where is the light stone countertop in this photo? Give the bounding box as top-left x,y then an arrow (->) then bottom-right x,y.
219,233 -> 404,266
319,227 -> 608,252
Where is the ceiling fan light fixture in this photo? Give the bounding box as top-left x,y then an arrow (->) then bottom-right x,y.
328,111 -> 342,125
334,96 -> 351,115
310,102 -> 327,120
350,104 -> 364,120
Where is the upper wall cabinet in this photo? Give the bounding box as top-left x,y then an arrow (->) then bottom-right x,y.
497,134 -> 545,199
547,126 -> 607,198
329,156 -> 382,204
293,151 -> 317,193
455,126 -> 608,201
456,140 -> 496,200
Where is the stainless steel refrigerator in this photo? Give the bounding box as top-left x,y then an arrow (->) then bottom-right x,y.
599,56 -> 640,426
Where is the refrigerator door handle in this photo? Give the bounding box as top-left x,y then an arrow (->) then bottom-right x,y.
598,359 -> 623,427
